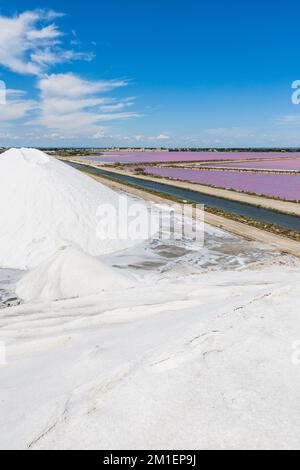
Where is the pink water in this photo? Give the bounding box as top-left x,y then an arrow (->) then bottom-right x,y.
144,167 -> 300,201
85,151 -> 300,164
209,159 -> 300,171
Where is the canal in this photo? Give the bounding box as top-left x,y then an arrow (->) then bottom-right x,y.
67,162 -> 300,233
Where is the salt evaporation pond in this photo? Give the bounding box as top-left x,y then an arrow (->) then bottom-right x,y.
144,167 -> 300,201
84,151 -> 300,164
209,159 -> 300,171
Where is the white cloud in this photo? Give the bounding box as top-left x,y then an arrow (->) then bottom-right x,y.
26,23 -> 62,41
92,129 -> 109,139
155,134 -> 170,140
43,10 -> 66,21
133,133 -> 171,142
0,10 -> 92,75
0,10 -> 141,143
0,131 -> 22,140
31,73 -> 139,137
100,98 -> 135,112
30,49 -> 94,67
0,94 -> 37,122
38,73 -> 128,98
6,89 -> 27,97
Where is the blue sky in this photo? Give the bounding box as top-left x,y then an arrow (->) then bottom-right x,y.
0,0 -> 300,147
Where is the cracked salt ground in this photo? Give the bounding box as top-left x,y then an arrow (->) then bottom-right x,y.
148,330 -> 224,372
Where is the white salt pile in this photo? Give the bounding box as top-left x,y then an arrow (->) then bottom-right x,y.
16,246 -> 133,302
0,148 -> 139,269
